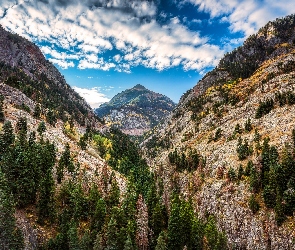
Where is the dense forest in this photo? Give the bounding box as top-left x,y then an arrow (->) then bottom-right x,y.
0,98 -> 227,249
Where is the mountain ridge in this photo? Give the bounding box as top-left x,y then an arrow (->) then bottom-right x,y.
95,84 -> 176,135
141,13 -> 295,249
0,25 -> 99,126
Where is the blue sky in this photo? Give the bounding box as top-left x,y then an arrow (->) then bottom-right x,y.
1,0 -> 295,107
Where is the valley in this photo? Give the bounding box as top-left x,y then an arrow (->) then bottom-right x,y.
1,13 -> 295,250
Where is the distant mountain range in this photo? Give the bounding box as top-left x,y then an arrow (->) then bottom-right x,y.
95,84 -> 176,135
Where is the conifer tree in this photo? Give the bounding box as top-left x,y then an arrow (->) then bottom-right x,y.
0,94 -> 5,122
106,217 -> 119,250
37,121 -> 46,136
107,174 -> 120,208
33,103 -> 42,119
244,118 -> 253,132
0,120 -> 14,154
0,168 -> 24,249
155,231 -> 167,250
57,143 -> 75,183
37,168 -> 55,224
124,234 -> 135,250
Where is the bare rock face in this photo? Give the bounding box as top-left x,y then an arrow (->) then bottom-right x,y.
142,14 -> 295,249
95,84 -> 176,135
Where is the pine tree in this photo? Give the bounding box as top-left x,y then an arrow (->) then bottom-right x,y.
106,217 -> 119,250
250,166 -> 260,193
244,118 -> 253,132
33,103 -> 42,119
237,164 -> 244,180
68,221 -> 80,250
167,195 -> 182,250
93,233 -> 104,250
0,168 -> 24,249
155,231 -> 167,250
90,198 -> 106,238
106,174 -> 120,208
234,123 -> 242,134
191,217 -> 204,250
0,120 -> 14,154
0,95 -> 5,122
204,216 -> 227,250
124,234 -> 135,250
249,194 -> 260,214
37,121 -> 46,136
47,109 -> 57,126
80,231 -> 92,250
37,169 -> 55,224
57,143 -> 75,183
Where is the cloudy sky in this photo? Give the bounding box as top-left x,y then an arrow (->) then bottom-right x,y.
1,0 -> 295,107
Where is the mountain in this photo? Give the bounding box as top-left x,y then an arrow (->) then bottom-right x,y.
141,14 -> 295,249
3,13 -> 295,250
94,84 -> 176,135
0,25 -> 99,126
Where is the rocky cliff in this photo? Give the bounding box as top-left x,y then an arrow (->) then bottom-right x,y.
142,14 -> 295,249
95,84 -> 176,135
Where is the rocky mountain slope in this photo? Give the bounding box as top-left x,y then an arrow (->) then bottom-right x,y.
94,84 -> 176,135
0,25 -> 98,126
1,25 -> 215,250
141,14 -> 295,249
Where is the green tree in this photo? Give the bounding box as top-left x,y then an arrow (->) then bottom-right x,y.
250,166 -> 260,193
33,103 -> 42,119
155,231 -> 167,250
79,135 -> 87,150
244,160 -> 253,176
249,194 -> 260,214
106,217 -> 119,250
0,95 -> 5,122
191,217 -> 204,250
237,137 -> 252,160
37,121 -> 46,136
68,221 -> 80,250
57,143 -> 75,183
234,123 -> 242,134
167,195 -> 182,250
0,168 -> 24,249
204,216 -> 227,250
244,118 -> 252,132
90,198 -> 106,238
106,174 -> 120,208
0,120 -> 14,154
124,234 -> 135,250
227,167 -> 236,181
37,169 -> 55,224
168,196 -> 193,249
237,164 -> 244,180
47,109 -> 57,126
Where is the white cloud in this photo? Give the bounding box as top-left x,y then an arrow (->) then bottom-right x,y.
48,58 -> 75,69
73,86 -> 110,108
0,0 -> 225,72
184,0 -> 295,36
5,0 -> 294,72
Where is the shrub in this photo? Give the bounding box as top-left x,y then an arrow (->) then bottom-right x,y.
244,118 -> 252,132
255,98 -> 274,118
249,194 -> 260,214
237,137 -> 252,160
214,128 -> 222,142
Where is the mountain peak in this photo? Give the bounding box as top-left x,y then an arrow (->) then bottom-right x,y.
133,84 -> 146,90
95,85 -> 176,135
